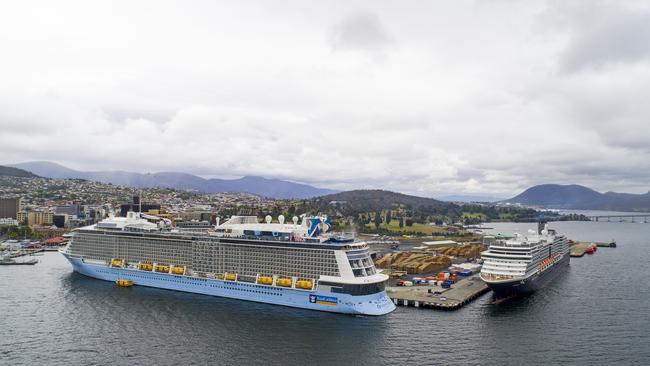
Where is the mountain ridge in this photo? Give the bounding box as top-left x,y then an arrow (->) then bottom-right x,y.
505,184 -> 650,212
0,165 -> 40,178
10,161 -> 337,199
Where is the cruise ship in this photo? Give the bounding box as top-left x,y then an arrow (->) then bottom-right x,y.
60,213 -> 395,316
480,223 -> 570,298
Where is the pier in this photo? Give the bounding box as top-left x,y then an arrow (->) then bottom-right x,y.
570,240 -> 616,257
387,274 -> 490,310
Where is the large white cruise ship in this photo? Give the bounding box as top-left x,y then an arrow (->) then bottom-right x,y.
480,223 -> 570,298
60,213 -> 395,316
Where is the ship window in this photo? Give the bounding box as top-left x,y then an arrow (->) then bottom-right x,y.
329,282 -> 385,296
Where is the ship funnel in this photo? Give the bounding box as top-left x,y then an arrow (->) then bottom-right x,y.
265,215 -> 272,224
278,215 -> 285,224
292,216 -> 299,225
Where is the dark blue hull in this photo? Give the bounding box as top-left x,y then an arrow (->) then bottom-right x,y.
486,254 -> 570,298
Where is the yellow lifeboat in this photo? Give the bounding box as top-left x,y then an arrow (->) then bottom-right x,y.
295,279 -> 313,290
225,273 -> 237,281
172,266 -> 185,275
139,263 -> 153,271
116,279 -> 134,287
111,259 -> 124,267
155,264 -> 170,273
276,278 -> 293,287
257,276 -> 273,285
217,273 -> 225,280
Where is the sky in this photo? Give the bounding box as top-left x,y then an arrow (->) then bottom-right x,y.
1,0 -> 649,197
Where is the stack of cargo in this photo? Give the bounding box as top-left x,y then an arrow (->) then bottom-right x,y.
449,262 -> 482,275
374,252 -> 452,274
439,244 -> 483,259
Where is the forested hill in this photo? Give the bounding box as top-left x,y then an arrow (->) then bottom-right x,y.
0,165 -> 40,178
304,189 -> 459,218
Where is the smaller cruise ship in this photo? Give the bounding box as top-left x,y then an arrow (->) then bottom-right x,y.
480,223 -> 570,298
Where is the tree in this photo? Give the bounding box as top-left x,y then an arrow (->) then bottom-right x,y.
374,211 -> 381,229
399,217 -> 404,228
386,210 -> 392,225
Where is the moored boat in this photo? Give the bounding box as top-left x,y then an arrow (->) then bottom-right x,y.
60,212 -> 395,315
480,222 -> 570,299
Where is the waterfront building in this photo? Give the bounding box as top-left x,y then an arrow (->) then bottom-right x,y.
0,218 -> 20,226
17,211 -> 54,226
53,214 -> 67,228
0,197 -> 22,219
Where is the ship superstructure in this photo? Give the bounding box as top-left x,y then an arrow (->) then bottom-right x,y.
480,223 -> 569,297
60,212 -> 395,315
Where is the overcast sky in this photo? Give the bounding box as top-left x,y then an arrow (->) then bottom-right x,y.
1,0 -> 649,197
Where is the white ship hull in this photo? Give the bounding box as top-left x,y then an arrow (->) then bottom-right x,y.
63,253 -> 396,316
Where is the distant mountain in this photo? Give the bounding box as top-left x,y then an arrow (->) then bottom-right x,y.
0,165 -> 40,178
505,184 -> 650,212
10,161 -> 337,199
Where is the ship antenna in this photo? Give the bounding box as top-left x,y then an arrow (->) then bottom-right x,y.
139,190 -> 142,214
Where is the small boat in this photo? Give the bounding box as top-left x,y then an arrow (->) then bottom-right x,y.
116,279 -> 134,287
0,255 -> 38,265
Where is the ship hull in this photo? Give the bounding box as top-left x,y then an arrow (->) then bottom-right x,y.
484,254 -> 570,298
62,252 -> 395,316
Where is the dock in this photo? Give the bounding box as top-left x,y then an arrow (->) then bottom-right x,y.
387,274 -> 490,310
570,240 -> 616,257
6,248 -> 46,258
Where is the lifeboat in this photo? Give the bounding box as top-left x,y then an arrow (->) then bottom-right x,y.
111,259 -> 124,267
276,278 -> 293,287
225,273 -> 237,281
155,264 -> 170,273
116,279 -> 134,287
295,279 -> 313,290
217,273 -> 225,280
172,266 -> 185,275
257,276 -> 273,285
139,263 -> 153,271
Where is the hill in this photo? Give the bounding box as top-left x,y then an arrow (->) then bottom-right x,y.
10,161 -> 337,199
0,165 -> 39,178
505,184 -> 650,212
304,189 -> 460,219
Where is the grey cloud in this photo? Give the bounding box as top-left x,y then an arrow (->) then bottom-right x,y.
1,1 -> 649,197
557,3 -> 650,72
329,12 -> 391,52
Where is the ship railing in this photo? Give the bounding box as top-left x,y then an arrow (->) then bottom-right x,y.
480,273 -> 515,281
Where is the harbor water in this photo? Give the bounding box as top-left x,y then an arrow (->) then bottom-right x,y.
1,220 -> 649,365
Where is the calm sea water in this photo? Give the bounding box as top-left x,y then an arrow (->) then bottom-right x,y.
2,221 -> 649,366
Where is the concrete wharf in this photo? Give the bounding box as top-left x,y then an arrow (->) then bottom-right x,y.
570,240 -> 616,257
387,274 -> 490,310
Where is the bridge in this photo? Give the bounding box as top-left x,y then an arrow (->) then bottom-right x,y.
587,214 -> 649,223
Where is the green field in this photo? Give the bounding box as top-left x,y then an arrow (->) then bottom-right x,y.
364,220 -> 448,235
462,212 -> 488,220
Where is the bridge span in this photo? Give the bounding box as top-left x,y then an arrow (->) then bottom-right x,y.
588,214 -> 649,223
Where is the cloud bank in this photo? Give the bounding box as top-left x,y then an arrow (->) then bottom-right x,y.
1,0 -> 649,196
